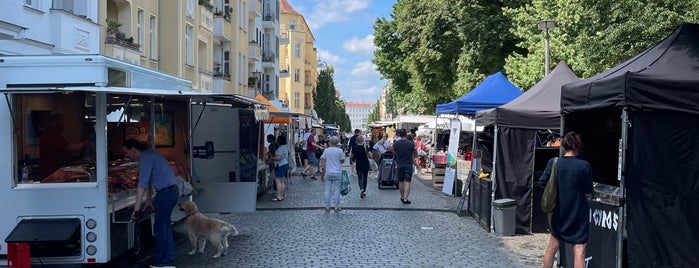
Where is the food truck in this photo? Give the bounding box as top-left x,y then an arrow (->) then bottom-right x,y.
0,55 -> 268,264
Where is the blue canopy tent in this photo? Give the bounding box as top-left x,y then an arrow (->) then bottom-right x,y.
436,72 -> 522,115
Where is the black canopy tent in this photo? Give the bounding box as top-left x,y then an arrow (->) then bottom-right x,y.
475,62 -> 579,234
561,23 -> 699,267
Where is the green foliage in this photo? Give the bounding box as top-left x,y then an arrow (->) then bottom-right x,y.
314,68 -> 351,132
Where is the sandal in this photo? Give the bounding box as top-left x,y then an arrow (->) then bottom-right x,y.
271,197 -> 283,202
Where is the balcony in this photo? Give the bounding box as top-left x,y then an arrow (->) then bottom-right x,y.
248,43 -> 261,61
213,62 -> 230,80
200,8 -> 213,32
49,9 -> 100,53
104,36 -> 141,65
280,31 -> 289,45
262,10 -> 275,29
262,51 -> 275,69
248,0 -> 261,18
279,69 -> 289,78
213,14 -> 232,41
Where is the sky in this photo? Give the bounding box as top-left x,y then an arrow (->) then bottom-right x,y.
287,0 -> 396,104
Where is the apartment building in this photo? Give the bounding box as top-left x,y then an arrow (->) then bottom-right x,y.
0,0 -> 101,55
1,0 -> 281,98
279,0 -> 317,115
345,102 -> 374,132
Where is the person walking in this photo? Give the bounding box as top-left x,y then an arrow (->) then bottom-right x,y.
265,134 -> 278,191
124,139 -> 178,268
303,130 -> 324,179
539,132 -> 593,268
350,135 -> 371,198
393,128 -> 416,204
348,129 -> 362,169
271,134 -> 289,202
320,136 -> 345,211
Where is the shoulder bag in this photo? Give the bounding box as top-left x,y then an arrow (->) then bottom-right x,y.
541,157 -> 559,213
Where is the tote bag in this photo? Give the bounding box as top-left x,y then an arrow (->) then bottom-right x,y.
541,157 -> 559,213
340,170 -> 351,196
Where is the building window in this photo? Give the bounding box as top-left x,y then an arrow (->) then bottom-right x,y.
294,43 -> 300,57
294,69 -> 300,82
185,25 -> 193,65
137,10 -> 143,47
294,93 -> 300,108
149,16 -> 156,59
290,19 -> 296,30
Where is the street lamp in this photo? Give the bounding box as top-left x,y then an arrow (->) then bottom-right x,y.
537,20 -> 556,75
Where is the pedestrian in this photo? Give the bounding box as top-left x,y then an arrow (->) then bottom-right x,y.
320,136 -> 345,211
315,134 -> 328,175
271,134 -> 289,202
124,139 -> 178,268
393,128 -> 416,204
350,135 -> 371,198
539,132 -> 593,268
415,134 -> 428,174
303,130 -> 324,179
348,129 -> 362,169
265,134 -> 278,190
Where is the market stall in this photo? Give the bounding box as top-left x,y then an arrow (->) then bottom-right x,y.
475,62 -> 579,234
560,23 -> 699,268
435,72 -> 522,231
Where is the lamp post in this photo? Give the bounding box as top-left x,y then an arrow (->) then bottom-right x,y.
537,20 -> 556,75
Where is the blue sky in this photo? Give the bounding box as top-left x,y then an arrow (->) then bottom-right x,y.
288,0 -> 396,104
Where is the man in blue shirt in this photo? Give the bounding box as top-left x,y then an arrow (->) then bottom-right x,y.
124,139 -> 178,268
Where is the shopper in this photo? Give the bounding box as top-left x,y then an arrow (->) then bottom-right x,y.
271,134 -> 289,202
348,129 -> 362,168
320,136 -> 345,211
265,134 -> 278,189
124,139 -> 178,268
303,130 -> 324,179
393,128 -> 416,204
350,135 -> 371,198
539,132 -> 594,268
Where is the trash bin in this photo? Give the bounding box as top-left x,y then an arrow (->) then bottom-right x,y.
493,198 -> 516,236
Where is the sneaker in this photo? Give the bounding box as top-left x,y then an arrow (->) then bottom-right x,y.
402,199 -> 412,204
310,176 -> 318,180
360,191 -> 366,198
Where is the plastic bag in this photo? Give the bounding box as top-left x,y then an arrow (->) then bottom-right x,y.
368,159 -> 379,171
340,170 -> 351,196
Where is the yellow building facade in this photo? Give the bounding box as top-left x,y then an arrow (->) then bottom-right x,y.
279,0 -> 316,115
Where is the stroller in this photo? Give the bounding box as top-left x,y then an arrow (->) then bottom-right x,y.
377,152 -> 399,189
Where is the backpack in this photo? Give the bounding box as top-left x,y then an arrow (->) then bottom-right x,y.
541,157 -> 559,213
340,170 -> 351,196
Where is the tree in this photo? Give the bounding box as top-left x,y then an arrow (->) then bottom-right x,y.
313,67 -> 351,132
504,0 -> 699,89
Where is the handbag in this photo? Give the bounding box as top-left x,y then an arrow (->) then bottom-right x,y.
340,170 -> 351,196
368,158 -> 379,171
541,157 -> 559,213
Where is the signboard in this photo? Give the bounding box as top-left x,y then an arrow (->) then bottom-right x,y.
442,119 -> 461,195
385,113 -> 392,120
561,201 -> 620,268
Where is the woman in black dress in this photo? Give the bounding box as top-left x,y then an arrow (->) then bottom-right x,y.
350,135 -> 371,198
539,132 -> 593,268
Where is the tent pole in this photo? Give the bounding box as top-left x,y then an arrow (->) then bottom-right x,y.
617,109 -> 629,268
491,125 -> 498,233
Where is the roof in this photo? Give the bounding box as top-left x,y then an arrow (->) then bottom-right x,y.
280,0 -> 300,15
476,62 -> 579,128
436,72 -> 522,115
345,102 -> 374,108
562,23 -> 699,115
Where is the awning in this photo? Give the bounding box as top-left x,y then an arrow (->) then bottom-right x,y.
255,94 -> 295,124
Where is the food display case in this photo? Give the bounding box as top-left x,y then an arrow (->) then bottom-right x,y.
591,182 -> 621,206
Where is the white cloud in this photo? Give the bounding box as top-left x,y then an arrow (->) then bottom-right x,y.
342,35 -> 375,55
351,61 -> 378,77
317,49 -> 345,66
305,0 -> 370,30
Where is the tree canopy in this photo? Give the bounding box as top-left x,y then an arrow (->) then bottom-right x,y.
372,0 -> 699,115
314,68 -> 351,132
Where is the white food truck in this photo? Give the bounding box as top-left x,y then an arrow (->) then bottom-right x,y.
0,55 -> 269,264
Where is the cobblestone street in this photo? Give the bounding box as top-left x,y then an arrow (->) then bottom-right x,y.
167,161 -> 547,268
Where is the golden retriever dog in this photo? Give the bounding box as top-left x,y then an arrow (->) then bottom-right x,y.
178,200 -> 239,258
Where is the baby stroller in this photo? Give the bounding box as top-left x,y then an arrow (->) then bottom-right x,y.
377,152 -> 399,189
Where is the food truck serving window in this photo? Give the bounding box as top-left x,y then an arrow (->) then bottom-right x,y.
12,92 -> 97,186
